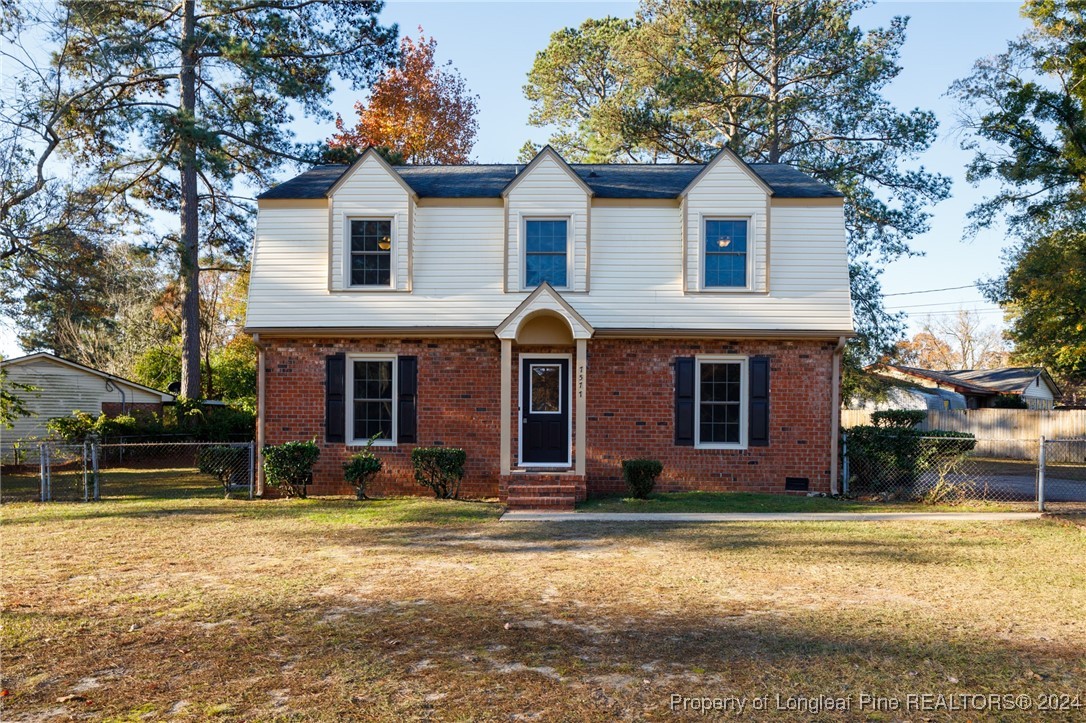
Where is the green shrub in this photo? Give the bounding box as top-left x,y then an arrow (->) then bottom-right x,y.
991,394 -> 1028,409
622,458 -> 663,499
870,409 -> 926,429
46,411 -> 98,442
411,447 -> 466,499
197,445 -> 248,492
263,440 -> 320,498
344,435 -> 383,500
845,426 -> 975,500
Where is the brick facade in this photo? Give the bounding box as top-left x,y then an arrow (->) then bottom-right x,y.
101,402 -> 164,419
261,337 -> 836,498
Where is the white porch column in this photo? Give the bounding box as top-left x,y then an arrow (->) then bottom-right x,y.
500,338 -> 512,476
575,338 -> 587,476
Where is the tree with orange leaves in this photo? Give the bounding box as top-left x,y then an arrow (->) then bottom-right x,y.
329,30 -> 479,164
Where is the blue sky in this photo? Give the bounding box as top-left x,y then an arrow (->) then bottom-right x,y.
0,1 -> 1030,357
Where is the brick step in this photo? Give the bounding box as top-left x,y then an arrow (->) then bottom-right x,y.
506,495 -> 576,511
506,484 -> 580,495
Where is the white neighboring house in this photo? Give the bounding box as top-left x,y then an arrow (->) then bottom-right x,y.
1,353 -> 175,454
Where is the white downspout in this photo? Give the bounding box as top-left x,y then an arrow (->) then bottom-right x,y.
829,336 -> 847,495
253,333 -> 266,497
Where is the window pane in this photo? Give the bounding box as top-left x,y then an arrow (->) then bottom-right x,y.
699,362 -> 742,444
525,252 -> 567,287
526,220 -> 567,253
704,219 -> 748,288
705,220 -> 747,253
350,219 -> 392,286
705,253 -> 746,287
352,361 -> 393,441
530,365 -> 561,413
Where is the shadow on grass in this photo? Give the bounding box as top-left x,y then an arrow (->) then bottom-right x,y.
3,584 -> 1082,720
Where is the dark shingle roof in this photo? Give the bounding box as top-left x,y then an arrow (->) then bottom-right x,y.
885,366 -> 1059,396
258,159 -> 842,200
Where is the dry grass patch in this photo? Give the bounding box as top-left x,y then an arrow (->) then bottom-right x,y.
2,493 -> 1085,720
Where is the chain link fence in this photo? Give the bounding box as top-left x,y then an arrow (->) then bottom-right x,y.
842,433 -> 1086,509
1,441 -> 254,503
1040,438 -> 1086,514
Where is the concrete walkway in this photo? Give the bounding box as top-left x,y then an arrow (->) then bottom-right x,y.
500,511 -> 1042,522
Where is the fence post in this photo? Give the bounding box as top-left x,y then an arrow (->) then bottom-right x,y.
248,441 -> 255,500
92,443 -> 100,501
841,431 -> 850,496
39,444 -> 47,502
82,441 -> 89,502
1037,435 -> 1046,513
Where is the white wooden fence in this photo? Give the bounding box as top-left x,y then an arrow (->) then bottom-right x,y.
840,409 -> 1086,460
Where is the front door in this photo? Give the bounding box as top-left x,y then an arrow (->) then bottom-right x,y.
521,357 -> 570,465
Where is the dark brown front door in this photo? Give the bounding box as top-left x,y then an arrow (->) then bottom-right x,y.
521,358 -> 570,465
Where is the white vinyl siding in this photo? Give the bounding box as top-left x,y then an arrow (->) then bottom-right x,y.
684,154 -> 768,293
246,165 -> 853,334
330,155 -> 410,291
506,154 -> 588,292
0,359 -> 164,450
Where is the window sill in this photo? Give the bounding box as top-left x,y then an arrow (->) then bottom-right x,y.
694,443 -> 748,451
347,440 -> 397,447
336,287 -> 409,293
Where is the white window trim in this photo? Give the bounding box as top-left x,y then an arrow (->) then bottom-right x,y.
346,353 -> 397,446
699,215 -> 754,292
521,214 -> 573,291
517,352 -> 573,468
694,354 -> 749,450
344,215 -> 396,290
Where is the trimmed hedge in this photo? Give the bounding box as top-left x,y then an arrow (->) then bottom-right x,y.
263,440 -> 320,498
344,451 -> 382,500
622,458 -> 664,499
845,426 -> 976,497
411,447 -> 466,499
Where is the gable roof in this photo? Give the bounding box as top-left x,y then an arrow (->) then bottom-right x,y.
495,282 -> 594,340
258,158 -> 842,201
878,365 -> 1062,398
500,145 -> 594,198
1,352 -> 176,401
326,147 -> 418,199
678,147 -> 773,197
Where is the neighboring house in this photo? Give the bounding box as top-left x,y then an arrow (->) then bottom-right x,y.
0,353 -> 175,454
847,380 -> 966,412
246,146 -> 854,507
871,365 -> 1062,410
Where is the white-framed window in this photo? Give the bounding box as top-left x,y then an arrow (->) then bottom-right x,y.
695,355 -> 748,449
347,217 -> 393,287
347,354 -> 397,445
523,217 -> 570,289
702,217 -> 750,289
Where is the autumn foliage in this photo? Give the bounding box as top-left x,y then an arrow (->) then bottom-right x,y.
330,31 -> 479,164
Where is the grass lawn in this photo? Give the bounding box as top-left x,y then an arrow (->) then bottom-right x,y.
3,482 -> 1085,720
579,490 -> 1025,514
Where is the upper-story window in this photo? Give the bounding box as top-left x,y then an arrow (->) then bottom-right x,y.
350,218 -> 392,287
524,218 -> 568,288
704,218 -> 748,288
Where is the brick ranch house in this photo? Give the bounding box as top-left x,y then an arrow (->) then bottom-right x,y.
245,146 -> 854,508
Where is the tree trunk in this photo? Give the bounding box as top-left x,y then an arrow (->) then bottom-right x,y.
179,0 -> 200,398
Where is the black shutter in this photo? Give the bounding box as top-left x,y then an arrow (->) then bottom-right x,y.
675,357 -> 695,446
325,353 -> 346,443
397,355 -> 418,443
749,356 -> 770,447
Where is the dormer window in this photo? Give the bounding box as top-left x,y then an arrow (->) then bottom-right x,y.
524,218 -> 569,288
349,218 -> 393,287
703,218 -> 749,288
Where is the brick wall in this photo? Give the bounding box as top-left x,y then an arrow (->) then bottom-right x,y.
100,402 -> 163,419
263,338 -> 501,497
582,339 -> 836,495
261,337 -> 836,498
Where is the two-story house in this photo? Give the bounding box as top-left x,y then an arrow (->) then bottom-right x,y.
245,146 -> 854,508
